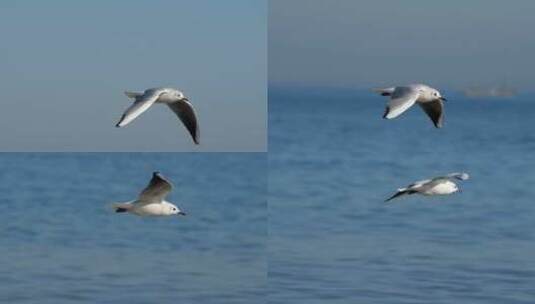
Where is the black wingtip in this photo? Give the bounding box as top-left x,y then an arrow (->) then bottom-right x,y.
385,191 -> 405,202
116,115 -> 126,128
115,207 -> 128,213
192,131 -> 200,145
382,107 -> 389,119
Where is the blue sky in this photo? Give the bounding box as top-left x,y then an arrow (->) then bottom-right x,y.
0,0 -> 266,151
270,0 -> 535,91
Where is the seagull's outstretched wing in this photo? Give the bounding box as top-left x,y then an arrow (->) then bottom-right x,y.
385,177 -> 431,202
124,91 -> 143,99
385,190 -> 409,202
385,187 -> 420,202
168,100 -> 200,144
406,179 -> 432,189
139,172 -> 173,203
383,86 -> 420,119
444,172 -> 470,181
419,100 -> 444,128
373,87 -> 395,96
116,90 -> 163,127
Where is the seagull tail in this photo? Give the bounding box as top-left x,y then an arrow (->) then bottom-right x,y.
112,202 -> 133,213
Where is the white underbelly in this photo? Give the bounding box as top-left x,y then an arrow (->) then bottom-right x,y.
423,182 -> 456,195
132,203 -> 164,216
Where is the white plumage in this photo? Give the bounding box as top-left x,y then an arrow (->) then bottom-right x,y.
112,172 -> 186,217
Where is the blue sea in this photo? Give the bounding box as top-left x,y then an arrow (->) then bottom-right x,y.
0,153 -> 266,303
268,87 -> 535,303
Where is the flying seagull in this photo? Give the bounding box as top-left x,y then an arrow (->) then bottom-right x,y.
374,84 -> 447,128
112,172 -> 187,216
385,172 -> 469,202
116,87 -> 199,144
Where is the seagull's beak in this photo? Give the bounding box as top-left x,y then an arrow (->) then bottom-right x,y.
439,97 -> 447,101
177,211 -> 187,216
182,97 -> 189,102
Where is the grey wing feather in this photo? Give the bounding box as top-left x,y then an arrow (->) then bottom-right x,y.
406,179 -> 432,189
373,87 -> 395,96
420,178 -> 446,189
139,172 -> 173,202
168,100 -> 200,144
385,188 -> 419,202
385,190 -> 408,202
444,172 -> 470,181
124,91 -> 143,99
116,90 -> 163,127
418,100 -> 444,128
383,86 -> 419,119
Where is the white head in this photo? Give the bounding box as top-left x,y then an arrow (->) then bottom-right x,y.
163,201 -> 186,216
171,89 -> 188,102
423,87 -> 446,102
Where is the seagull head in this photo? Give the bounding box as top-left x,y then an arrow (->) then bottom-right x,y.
431,89 -> 447,101
168,204 -> 186,216
173,90 -> 189,102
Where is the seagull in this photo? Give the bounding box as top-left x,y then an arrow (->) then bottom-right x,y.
116,87 -> 199,144
112,172 -> 187,216
385,172 -> 469,202
374,84 -> 447,128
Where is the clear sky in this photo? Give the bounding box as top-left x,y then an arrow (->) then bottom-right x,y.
0,0 -> 266,151
269,0 -> 535,91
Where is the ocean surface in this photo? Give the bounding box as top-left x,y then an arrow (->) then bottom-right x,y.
0,153 -> 266,303
268,87 -> 535,303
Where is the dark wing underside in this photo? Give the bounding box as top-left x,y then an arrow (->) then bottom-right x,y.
168,100 -> 199,144
418,100 -> 444,128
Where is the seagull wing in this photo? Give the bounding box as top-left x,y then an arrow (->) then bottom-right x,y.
385,186 -> 422,202
419,99 -> 444,128
443,172 -> 470,181
406,179 -> 432,190
124,91 -> 143,99
420,178 -> 449,190
385,178 -> 431,202
383,86 -> 420,119
373,87 -> 395,96
385,190 -> 410,202
167,100 -> 200,144
116,90 -> 163,127
139,172 -> 173,203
